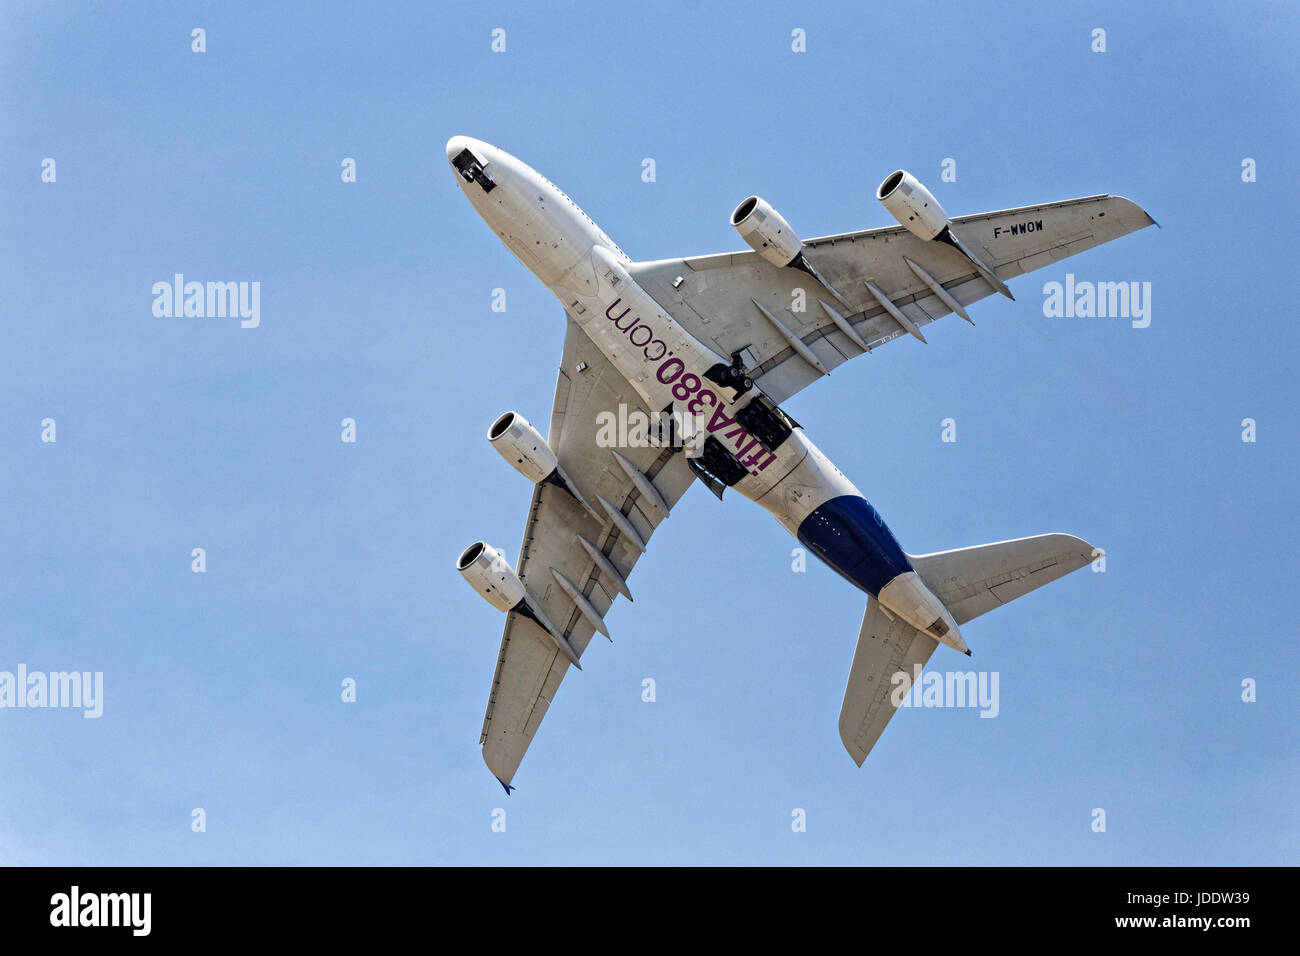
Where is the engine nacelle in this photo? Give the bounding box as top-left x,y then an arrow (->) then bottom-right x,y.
488,411 -> 557,483
877,170 -> 951,241
456,541 -> 526,613
455,539 -> 586,668
731,196 -> 802,268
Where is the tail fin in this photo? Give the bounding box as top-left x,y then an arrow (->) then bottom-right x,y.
909,533 -> 1096,625
838,533 -> 1095,766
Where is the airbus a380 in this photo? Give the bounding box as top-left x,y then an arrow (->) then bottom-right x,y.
447,135 -> 1154,791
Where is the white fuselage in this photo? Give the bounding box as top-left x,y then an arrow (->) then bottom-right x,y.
446,136 -> 966,653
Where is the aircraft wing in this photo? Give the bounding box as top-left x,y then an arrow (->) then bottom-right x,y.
627,195 -> 1156,403
480,315 -> 696,788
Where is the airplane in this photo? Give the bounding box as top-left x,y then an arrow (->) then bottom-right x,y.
446,135 -> 1155,792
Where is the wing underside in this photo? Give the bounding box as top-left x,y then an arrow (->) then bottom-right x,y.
480,316 -> 695,786
628,195 -> 1156,403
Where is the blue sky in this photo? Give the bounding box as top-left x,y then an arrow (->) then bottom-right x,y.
0,0 -> 1295,865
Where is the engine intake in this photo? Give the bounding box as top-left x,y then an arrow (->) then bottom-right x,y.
731,196 -> 802,268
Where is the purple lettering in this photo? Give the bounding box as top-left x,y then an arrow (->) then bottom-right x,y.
656,357 -> 685,384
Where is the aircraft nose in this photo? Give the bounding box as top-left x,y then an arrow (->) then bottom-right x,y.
446,135 -> 469,162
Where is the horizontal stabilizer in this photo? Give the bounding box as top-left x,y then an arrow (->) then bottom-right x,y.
909,533 -> 1096,625
839,599 -> 938,766
839,533 -> 1094,766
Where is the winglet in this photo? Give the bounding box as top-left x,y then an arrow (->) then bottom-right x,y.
497,778 -> 515,795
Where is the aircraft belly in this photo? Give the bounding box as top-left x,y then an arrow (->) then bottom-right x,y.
753,431 -> 861,533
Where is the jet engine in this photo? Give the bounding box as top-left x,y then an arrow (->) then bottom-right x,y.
731,196 -> 802,268
488,411 -> 557,483
876,169 -> 951,241
456,541 -> 583,667
456,541 -> 526,612
876,170 -> 1014,299
730,195 -> 855,308
487,411 -> 596,514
